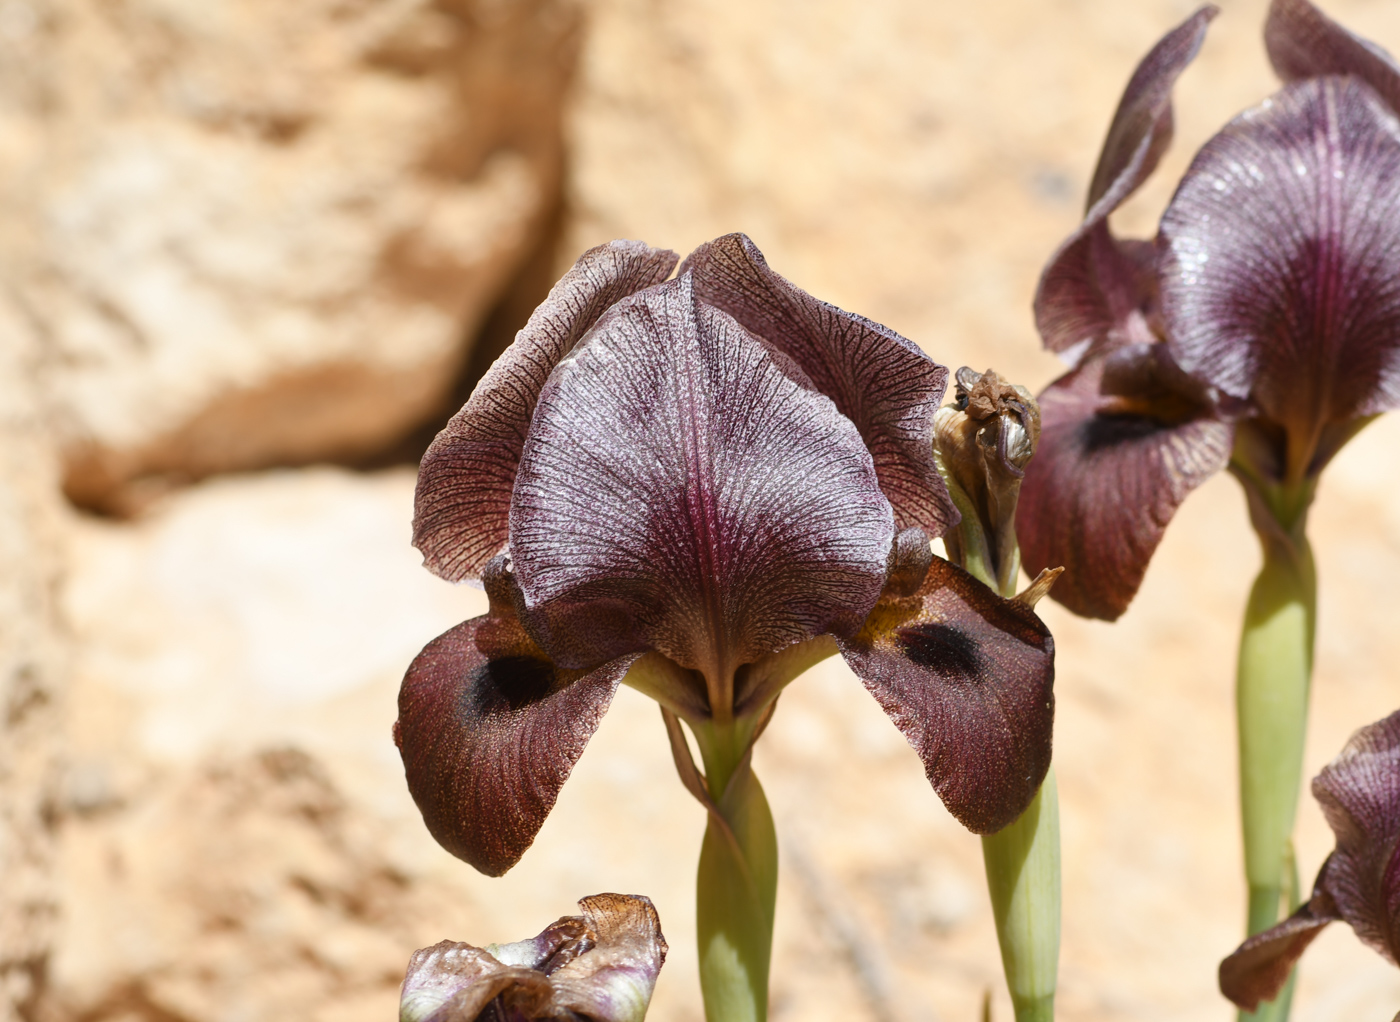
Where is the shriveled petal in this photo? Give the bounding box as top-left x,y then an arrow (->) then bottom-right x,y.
1034,7 -> 1216,361
549,894 -> 668,1022
1311,708 -> 1400,964
1266,0 -> 1400,116
1219,873 -> 1341,1011
1160,77 -> 1400,477
836,557 -> 1055,835
511,273 -> 895,681
400,941 -> 549,1022
401,895 -> 666,1022
680,233 -> 956,537
414,241 -> 678,582
1016,349 -> 1232,620
395,615 -> 640,876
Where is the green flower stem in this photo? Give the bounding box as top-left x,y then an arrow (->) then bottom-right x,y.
982,765 -> 1061,1022
1233,472 -> 1316,1022
955,522 -> 1060,1022
691,720 -> 779,1022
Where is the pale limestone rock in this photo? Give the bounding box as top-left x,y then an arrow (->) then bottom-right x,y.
3,0 -> 579,511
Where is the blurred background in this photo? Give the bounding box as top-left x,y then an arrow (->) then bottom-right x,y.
2,0 -> 1400,1020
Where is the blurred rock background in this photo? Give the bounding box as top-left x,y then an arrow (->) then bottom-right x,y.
1,0 -> 1398,1020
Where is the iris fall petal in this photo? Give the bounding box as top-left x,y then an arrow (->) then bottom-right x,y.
395,615 -> 641,876
837,557 -> 1055,835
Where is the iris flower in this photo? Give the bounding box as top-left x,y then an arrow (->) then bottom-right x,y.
400,894 -> 667,1022
395,233 -> 1056,1018
1017,0 -> 1400,619
1219,710 -> 1400,1013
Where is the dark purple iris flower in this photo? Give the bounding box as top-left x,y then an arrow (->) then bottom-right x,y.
1219,709 -> 1400,1011
395,233 -> 1056,876
1017,0 -> 1400,619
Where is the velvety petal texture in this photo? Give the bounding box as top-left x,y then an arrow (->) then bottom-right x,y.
1017,349 -> 1232,620
1219,872 -> 1340,1011
1311,707 -> 1400,964
1266,0 -> 1400,115
1034,6 -> 1216,362
1160,75 -> 1400,476
681,233 -> 957,537
414,241 -> 678,582
510,273 -> 895,680
395,614 -> 640,876
836,557 -> 1055,834
400,894 -> 667,1022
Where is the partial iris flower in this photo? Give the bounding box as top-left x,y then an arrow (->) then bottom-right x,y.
1017,0 -> 1400,619
400,893 -> 666,1022
397,232 -> 1055,873
1219,710 -> 1400,1012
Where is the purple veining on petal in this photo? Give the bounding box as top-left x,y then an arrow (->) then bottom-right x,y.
510,272 -> 895,681
1161,76 -> 1400,479
414,240 -> 678,582
1266,0 -> 1400,116
681,233 -> 957,538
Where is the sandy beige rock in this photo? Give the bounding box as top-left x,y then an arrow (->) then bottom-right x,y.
1,0 -> 579,512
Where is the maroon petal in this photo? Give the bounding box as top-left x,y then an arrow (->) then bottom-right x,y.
1034,7 -> 1216,361
1266,0 -> 1400,116
510,273 -> 895,684
413,241 -> 678,582
1016,349 -> 1232,620
395,615 -> 640,876
836,557 -> 1055,835
1219,873 -> 1341,1011
679,233 -> 956,538
1160,77 -> 1400,478
1311,708 -> 1400,965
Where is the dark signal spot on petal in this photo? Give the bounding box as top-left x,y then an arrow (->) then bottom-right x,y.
896,621 -> 982,679
478,656 -> 557,711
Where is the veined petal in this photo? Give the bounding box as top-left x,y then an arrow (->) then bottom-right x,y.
1311,708 -> 1400,965
413,241 -> 678,582
1219,871 -> 1341,1011
510,273 -> 895,683
680,233 -> 956,537
395,614 -> 640,876
1266,0 -> 1400,116
1016,349 -> 1232,620
1034,7 -> 1216,361
836,557 -> 1055,835
549,894 -> 668,1022
1160,77 -> 1400,477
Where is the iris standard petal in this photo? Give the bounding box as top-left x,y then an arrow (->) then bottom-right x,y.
1266,0 -> 1400,116
1311,708 -> 1400,964
510,273 -> 895,682
1219,870 -> 1341,1011
395,615 -> 641,876
1034,6 -> 1216,361
413,240 -> 678,582
836,557 -> 1055,835
1016,348 -> 1232,620
1160,76 -> 1400,477
680,233 -> 957,538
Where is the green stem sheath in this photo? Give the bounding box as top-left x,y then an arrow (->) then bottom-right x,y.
1232,469 -> 1316,1022
692,721 -> 779,1022
982,766 -> 1061,1022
